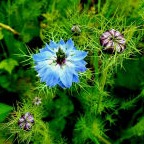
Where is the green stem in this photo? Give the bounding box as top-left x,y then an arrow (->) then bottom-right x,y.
96,54 -> 117,114
94,50 -> 99,82
97,135 -> 112,144
0,41 -> 8,58
96,67 -> 109,113
100,67 -> 109,90
98,0 -> 101,13
0,23 -> 19,35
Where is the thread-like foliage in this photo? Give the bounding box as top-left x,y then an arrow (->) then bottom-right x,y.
0,0 -> 144,144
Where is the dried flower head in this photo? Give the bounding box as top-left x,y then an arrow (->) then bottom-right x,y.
71,25 -> 81,34
18,112 -> 34,131
33,97 -> 42,106
100,29 -> 126,53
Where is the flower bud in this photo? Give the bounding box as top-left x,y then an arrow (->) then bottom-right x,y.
100,29 -> 126,53
18,112 -> 34,131
71,25 -> 81,34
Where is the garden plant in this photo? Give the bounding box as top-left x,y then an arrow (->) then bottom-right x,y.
0,0 -> 144,144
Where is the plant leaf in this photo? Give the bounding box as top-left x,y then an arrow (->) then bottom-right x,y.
0,103 -> 13,122
0,58 -> 18,74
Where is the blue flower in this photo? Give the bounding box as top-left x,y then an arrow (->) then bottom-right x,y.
33,39 -> 87,88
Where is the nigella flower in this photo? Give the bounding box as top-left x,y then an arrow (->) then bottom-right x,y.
33,39 -> 87,88
33,97 -> 42,106
18,112 -> 34,131
100,29 -> 126,53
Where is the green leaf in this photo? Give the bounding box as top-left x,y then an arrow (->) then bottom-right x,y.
0,58 -> 18,74
0,103 -> 13,122
0,75 -> 11,89
115,57 -> 144,89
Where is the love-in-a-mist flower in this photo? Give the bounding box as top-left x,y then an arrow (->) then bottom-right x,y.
100,29 -> 126,53
33,39 -> 87,88
18,112 -> 34,131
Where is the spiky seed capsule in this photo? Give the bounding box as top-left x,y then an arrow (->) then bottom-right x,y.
18,112 -> 34,131
100,29 -> 126,53
71,25 -> 81,34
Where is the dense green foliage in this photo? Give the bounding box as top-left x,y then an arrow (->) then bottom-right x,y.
0,0 -> 144,144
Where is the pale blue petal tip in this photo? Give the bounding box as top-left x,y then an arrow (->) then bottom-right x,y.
59,39 -> 65,45
66,38 -> 73,45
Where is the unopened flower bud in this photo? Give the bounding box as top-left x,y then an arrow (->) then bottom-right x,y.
71,25 -> 81,34
100,29 -> 126,53
18,112 -> 34,131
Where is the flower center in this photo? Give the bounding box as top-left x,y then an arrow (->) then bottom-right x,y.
56,48 -> 66,65
109,35 -> 118,43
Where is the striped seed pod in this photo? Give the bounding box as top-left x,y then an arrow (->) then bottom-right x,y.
100,29 -> 126,53
18,112 -> 34,131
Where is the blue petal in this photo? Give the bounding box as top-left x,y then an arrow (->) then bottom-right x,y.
40,44 -> 55,54
58,81 -> 66,88
49,40 -> 58,49
72,73 -> 79,83
39,44 -> 49,52
75,65 -> 87,72
71,50 -> 87,61
60,67 -> 73,88
34,60 -> 49,71
33,51 -> 53,62
40,68 -> 59,87
74,60 -> 87,72
37,67 -> 49,77
66,39 -> 74,50
46,72 -> 59,87
59,39 -> 65,45
76,60 -> 87,65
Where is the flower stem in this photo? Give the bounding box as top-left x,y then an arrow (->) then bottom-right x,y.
100,67 -> 109,90
96,67 -> 108,113
96,55 -> 115,114
94,50 -> 99,81
97,135 -> 112,144
0,23 -> 19,35
98,0 -> 101,13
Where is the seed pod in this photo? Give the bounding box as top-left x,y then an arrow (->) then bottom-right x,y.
71,25 -> 81,35
18,112 -> 34,131
100,29 -> 126,53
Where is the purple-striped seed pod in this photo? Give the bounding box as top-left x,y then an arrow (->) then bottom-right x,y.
100,29 -> 126,53
18,112 -> 34,131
